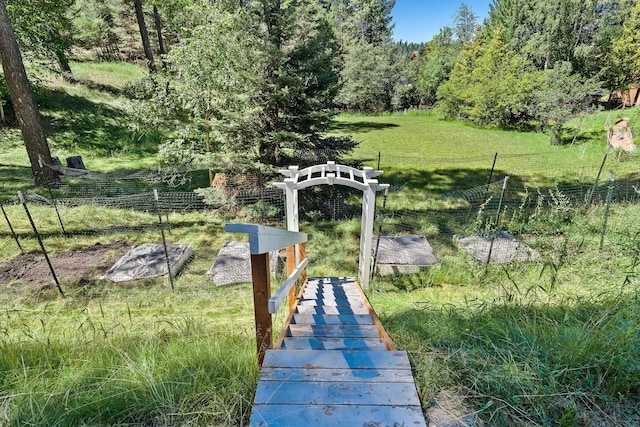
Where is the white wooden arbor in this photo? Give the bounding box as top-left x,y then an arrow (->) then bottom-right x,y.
274,161 -> 389,288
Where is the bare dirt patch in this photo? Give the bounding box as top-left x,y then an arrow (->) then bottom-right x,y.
0,241 -> 130,291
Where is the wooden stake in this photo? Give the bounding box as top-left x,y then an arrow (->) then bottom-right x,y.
251,252 -> 272,367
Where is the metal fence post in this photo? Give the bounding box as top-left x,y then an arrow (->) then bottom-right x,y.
154,189 -> 174,289
18,192 -> 64,297
486,176 -> 509,269
1,203 -> 24,254
600,170 -> 616,251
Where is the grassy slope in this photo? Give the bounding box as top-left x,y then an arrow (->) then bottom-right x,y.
1,62 -> 160,199
332,111 -> 640,426
1,67 -> 639,425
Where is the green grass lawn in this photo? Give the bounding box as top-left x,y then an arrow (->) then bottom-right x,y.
1,69 -> 639,425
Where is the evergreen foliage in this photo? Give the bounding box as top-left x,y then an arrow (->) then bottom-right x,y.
452,2 -> 478,43
140,0 -> 357,174
429,0 -> 637,143
251,0 -> 354,166
610,1 -> 640,89
415,27 -> 459,107
330,0 -> 400,113
2,0 -> 640,152
336,42 -> 396,112
68,0 -> 121,49
437,29 -> 544,127
533,61 -> 603,145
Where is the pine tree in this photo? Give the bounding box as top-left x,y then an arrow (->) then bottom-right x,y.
610,1 -> 640,90
330,0 -> 397,112
0,0 -> 59,185
157,0 -> 356,173
251,0 -> 356,166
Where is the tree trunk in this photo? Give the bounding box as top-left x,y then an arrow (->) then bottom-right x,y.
134,0 -> 156,72
153,7 -> 166,56
55,47 -> 73,82
550,123 -> 564,145
152,6 -> 168,74
0,0 -> 59,186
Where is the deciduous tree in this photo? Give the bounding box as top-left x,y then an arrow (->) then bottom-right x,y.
415,27 -> 459,106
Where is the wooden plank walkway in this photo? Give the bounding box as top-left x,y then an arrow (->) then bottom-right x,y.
250,277 -> 427,426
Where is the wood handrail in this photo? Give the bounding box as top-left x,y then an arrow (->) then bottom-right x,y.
225,223 -> 308,366
269,257 -> 309,314
225,223 -> 307,254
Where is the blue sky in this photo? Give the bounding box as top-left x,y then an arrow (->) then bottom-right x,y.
391,1 -> 491,44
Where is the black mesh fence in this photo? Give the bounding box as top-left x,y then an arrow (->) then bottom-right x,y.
1,151 -> 639,269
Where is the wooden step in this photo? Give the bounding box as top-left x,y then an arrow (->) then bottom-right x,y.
253,380 -> 421,406
295,305 -> 370,315
250,278 -> 426,426
251,349 -> 426,427
261,349 -> 413,370
287,324 -> 381,338
281,337 -> 388,351
291,314 -> 374,325
297,298 -> 366,307
259,367 -> 414,383
251,404 -> 426,427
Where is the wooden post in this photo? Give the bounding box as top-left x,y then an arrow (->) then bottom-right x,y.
286,243 -> 308,311
287,245 -> 297,312
299,242 -> 307,285
251,252 -> 272,366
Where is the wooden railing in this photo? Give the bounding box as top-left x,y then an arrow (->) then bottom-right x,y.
225,224 -> 308,366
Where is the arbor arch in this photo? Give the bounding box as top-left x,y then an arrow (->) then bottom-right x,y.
274,161 -> 389,288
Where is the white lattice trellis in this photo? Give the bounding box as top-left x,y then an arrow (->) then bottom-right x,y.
273,161 -> 389,288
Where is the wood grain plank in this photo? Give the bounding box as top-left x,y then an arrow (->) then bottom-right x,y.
250,404 -> 427,427
259,367 -> 414,383
253,381 -> 421,406
281,337 -> 388,351
261,350 -> 412,370
302,288 -> 360,295
287,324 -> 381,338
300,296 -> 364,305
297,299 -> 366,307
295,305 -> 370,315
292,314 -> 373,325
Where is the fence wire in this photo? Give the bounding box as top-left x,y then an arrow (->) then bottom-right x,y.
1,151 -> 639,271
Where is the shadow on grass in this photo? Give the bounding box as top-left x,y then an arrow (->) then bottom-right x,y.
331,121 -> 399,134
74,78 -> 124,96
0,220 -> 213,239
382,167 -> 524,194
564,129 -> 601,146
38,88 -> 161,157
0,164 -> 35,200
0,163 -> 211,202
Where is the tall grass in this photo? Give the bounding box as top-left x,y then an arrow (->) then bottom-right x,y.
0,319 -> 258,425
2,66 -> 640,425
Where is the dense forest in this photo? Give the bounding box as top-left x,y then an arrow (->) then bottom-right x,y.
1,0 -> 639,180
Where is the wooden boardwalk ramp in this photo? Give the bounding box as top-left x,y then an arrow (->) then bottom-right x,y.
250,277 -> 427,426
